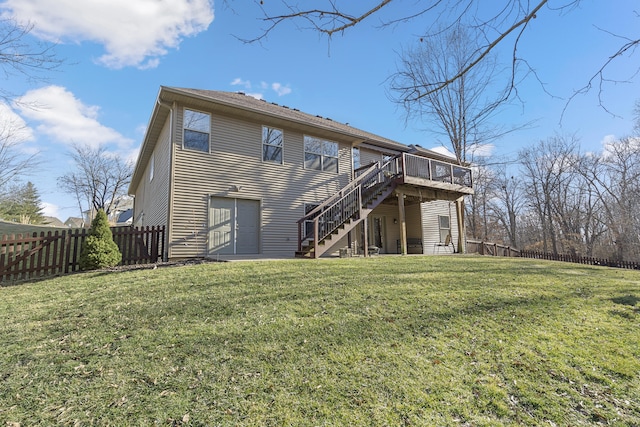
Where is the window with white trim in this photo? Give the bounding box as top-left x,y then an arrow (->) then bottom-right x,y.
352,147 -> 361,170
304,136 -> 338,173
183,109 -> 210,152
262,126 -> 283,164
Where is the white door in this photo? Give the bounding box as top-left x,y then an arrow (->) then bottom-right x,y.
209,197 -> 260,255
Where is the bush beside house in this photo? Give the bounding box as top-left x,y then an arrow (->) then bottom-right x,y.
79,210 -> 122,270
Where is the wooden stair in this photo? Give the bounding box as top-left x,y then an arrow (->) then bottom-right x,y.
295,158 -> 400,258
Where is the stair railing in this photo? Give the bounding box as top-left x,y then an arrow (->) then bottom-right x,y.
297,154 -> 403,254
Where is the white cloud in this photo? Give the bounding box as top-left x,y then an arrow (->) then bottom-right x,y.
121,147 -> 141,165
15,85 -> 134,151
0,102 -> 35,145
601,134 -> 640,159
1,0 -> 214,69
428,145 -> 457,159
427,143 -> 493,160
600,134 -> 617,147
469,143 -> 495,158
135,124 -> 148,137
272,83 -> 292,96
40,201 -> 60,218
230,78 -> 292,99
230,78 -> 252,89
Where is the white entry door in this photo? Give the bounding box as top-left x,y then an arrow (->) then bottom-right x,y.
209,197 -> 260,255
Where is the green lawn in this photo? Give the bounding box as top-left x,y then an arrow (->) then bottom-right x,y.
1,256 -> 639,426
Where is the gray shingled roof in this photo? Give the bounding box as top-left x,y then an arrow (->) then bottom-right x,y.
165,87 -> 409,150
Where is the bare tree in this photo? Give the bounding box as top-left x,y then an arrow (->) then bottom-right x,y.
547,162 -> 606,256
0,17 -> 62,193
388,23 -> 517,253
465,162 -> 496,241
0,17 -> 62,104
249,1 -> 638,112
518,135 -> 579,254
487,171 -> 525,248
0,110 -> 37,193
58,144 -> 133,220
389,24 -> 511,163
578,137 -> 640,261
634,99 -> 640,135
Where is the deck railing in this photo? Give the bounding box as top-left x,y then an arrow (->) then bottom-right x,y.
466,239 -> 520,257
356,153 -> 472,190
402,153 -> 473,189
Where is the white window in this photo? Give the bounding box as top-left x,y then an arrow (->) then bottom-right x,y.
262,126 -> 283,164
183,109 -> 210,152
352,147 -> 361,170
304,136 -> 338,173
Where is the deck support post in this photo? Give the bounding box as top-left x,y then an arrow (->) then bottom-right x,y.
455,196 -> 466,254
397,191 -> 407,255
363,217 -> 369,257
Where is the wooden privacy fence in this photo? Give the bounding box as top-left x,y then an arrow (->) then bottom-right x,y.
520,250 -> 640,270
466,240 -> 521,257
0,226 -> 165,283
466,240 -> 640,270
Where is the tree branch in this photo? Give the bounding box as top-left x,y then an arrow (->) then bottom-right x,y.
241,0 -> 394,43
562,32 -> 640,120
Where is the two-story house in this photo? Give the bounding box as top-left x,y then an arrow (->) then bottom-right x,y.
128,87 -> 473,260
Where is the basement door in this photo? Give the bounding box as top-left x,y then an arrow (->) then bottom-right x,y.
369,215 -> 387,253
209,197 -> 260,255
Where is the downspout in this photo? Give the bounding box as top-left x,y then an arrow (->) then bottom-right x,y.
157,97 -> 174,261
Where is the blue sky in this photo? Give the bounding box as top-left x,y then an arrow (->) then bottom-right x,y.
1,0 -> 639,221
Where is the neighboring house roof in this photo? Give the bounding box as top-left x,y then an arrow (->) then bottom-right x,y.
64,217 -> 85,229
43,216 -> 67,228
116,209 -> 133,225
130,86 -> 460,192
110,195 -> 134,213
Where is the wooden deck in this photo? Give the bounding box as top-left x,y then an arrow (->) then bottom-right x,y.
296,153 -> 474,258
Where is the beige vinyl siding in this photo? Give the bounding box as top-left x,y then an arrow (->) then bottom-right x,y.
132,119 -> 172,228
405,203 -> 424,253
421,200 -> 458,254
361,203 -> 422,254
359,147 -> 385,168
169,105 -> 352,258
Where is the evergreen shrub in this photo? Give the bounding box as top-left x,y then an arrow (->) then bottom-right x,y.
79,210 -> 122,270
